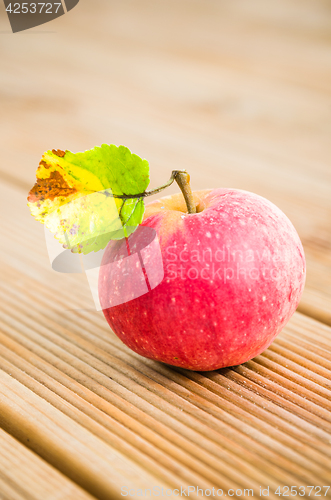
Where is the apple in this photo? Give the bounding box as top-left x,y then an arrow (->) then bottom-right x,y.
98,187 -> 306,371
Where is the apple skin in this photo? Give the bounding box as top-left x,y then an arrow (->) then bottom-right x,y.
98,188 -> 306,371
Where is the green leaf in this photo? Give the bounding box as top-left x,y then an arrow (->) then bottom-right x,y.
27,145 -> 150,254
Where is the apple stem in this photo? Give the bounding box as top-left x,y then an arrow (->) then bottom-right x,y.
173,171 -> 197,214
107,170 -> 197,213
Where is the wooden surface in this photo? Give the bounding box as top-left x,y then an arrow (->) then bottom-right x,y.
0,0 -> 331,498
0,428 -> 95,500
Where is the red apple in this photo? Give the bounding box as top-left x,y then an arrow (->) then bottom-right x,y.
98,188 -> 306,371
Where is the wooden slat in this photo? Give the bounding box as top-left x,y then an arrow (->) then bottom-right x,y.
0,428 -> 96,500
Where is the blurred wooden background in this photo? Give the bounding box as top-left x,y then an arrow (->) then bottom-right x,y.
0,0 -> 331,498
1,0 -> 331,322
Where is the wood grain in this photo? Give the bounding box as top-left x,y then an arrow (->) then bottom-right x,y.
0,428 -> 96,500
0,0 -> 331,497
